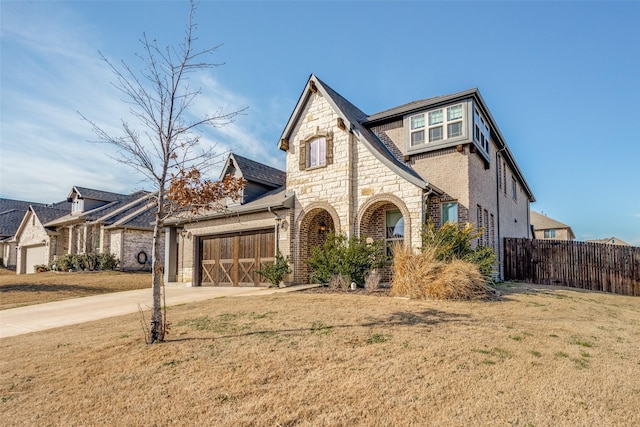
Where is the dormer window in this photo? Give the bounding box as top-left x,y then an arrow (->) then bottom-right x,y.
71,198 -> 83,214
408,103 -> 465,148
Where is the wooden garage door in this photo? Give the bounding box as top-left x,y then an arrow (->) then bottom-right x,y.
25,244 -> 47,274
200,230 -> 275,286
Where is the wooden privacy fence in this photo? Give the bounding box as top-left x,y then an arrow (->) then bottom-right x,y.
504,238 -> 640,296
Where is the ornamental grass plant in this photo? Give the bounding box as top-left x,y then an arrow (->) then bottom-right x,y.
390,245 -> 491,300
391,221 -> 497,300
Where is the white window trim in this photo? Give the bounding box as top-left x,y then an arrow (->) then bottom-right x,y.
71,198 -> 83,214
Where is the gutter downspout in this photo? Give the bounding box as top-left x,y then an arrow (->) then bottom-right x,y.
496,147 -> 507,280
268,207 -> 280,254
423,188 -> 434,226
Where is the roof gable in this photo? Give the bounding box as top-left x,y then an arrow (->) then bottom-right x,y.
67,186 -> 127,203
222,153 -> 286,188
31,204 -> 72,225
278,75 -> 441,193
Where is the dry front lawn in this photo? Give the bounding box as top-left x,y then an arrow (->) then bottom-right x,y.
1,283 -> 639,426
0,268 -> 151,310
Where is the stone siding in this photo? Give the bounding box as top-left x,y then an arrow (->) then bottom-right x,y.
285,90 -> 425,284
15,211 -> 51,274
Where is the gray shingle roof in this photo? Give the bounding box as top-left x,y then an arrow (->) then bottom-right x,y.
312,76 -> 439,192
165,185 -> 292,225
31,203 -> 72,225
231,154 -> 286,188
0,198 -> 62,237
68,186 -> 129,202
365,88 -> 479,124
46,190 -> 151,226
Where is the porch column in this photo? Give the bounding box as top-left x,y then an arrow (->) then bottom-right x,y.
67,225 -> 74,254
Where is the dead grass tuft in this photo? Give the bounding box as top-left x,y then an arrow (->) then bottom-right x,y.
391,246 -> 492,300
365,269 -> 381,291
328,274 -> 351,290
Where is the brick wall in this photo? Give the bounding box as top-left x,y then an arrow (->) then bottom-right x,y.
117,229 -> 161,271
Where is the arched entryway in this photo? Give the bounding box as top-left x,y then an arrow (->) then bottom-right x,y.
296,204 -> 340,284
358,195 -> 411,284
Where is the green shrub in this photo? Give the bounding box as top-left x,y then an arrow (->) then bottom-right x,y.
255,252 -> 291,287
84,253 -> 99,271
97,252 -> 119,270
305,233 -> 385,286
51,254 -> 73,271
50,253 -> 120,271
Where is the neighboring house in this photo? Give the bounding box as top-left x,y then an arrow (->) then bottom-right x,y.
0,198 -> 50,269
13,186 -> 161,274
164,75 -> 535,286
530,211 -> 575,241
586,237 -> 631,246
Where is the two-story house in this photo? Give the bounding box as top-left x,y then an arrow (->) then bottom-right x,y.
13,186 -> 161,274
164,75 -> 534,286
530,211 -> 575,241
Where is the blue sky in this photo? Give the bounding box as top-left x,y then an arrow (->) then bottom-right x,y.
1,1 -> 639,245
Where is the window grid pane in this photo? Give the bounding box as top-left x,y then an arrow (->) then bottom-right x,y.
447,104 -> 463,121
428,109 -> 443,125
411,130 -> 425,146
448,122 -> 462,138
411,114 -> 425,130
429,126 -> 443,142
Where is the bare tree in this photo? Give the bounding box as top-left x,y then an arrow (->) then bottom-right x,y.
81,0 -> 246,343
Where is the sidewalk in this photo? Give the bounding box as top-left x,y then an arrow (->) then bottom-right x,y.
0,285 -> 317,339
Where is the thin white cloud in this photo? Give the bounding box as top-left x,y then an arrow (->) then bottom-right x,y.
1,3 -> 283,203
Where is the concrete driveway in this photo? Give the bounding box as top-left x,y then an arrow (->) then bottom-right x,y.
0,285 -> 316,339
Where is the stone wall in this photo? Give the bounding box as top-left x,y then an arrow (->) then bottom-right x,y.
15,211 -> 51,274
285,90 -> 425,284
